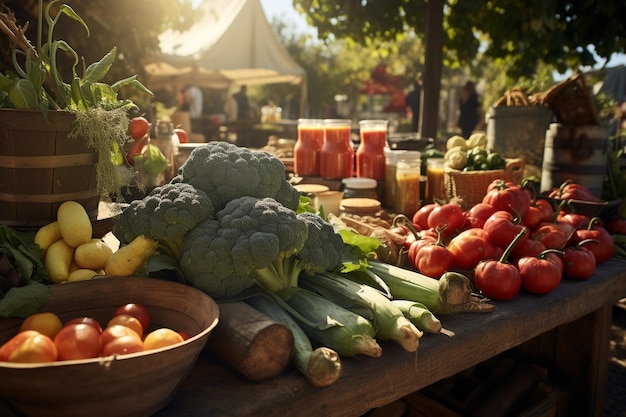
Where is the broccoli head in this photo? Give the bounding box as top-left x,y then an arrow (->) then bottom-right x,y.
177,141 -> 301,211
114,182 -> 215,259
253,212 -> 345,292
180,196 -> 308,300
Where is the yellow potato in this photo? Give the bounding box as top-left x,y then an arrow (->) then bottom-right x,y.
57,201 -> 92,248
44,239 -> 74,284
34,221 -> 62,255
67,268 -> 99,282
74,239 -> 114,270
105,235 -> 158,277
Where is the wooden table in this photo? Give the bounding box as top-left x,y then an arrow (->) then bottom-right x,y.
1,259 -> 624,417
150,258 -> 626,417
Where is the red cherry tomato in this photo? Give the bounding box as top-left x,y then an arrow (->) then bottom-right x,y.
114,303 -> 151,332
129,116 -> 150,140
562,241 -> 596,280
65,317 -> 103,334
175,128 -> 189,144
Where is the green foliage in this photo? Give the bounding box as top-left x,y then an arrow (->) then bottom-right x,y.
295,0 -> 626,80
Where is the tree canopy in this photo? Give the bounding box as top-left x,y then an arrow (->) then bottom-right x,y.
294,0 -> 626,79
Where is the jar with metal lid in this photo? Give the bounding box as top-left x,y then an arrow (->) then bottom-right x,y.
341,177 -> 378,200
339,198 -> 382,217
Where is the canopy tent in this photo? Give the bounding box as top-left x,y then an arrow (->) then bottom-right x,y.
144,0 -> 307,114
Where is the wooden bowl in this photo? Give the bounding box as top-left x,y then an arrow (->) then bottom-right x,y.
0,277 -> 219,417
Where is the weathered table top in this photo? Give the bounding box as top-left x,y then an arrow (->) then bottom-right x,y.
152,258 -> 626,417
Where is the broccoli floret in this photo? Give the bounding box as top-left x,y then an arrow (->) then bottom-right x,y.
254,211 -> 345,292
114,182 -> 215,259
177,141 -> 301,211
180,196 -> 308,300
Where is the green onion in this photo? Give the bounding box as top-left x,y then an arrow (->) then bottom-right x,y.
300,273 -> 422,352
276,287 -> 382,358
247,291 -> 342,387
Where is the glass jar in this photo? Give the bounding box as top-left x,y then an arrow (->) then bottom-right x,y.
153,120 -> 177,182
426,157 -> 446,203
356,120 -> 388,180
342,177 -> 378,200
320,119 -> 354,179
384,150 -> 421,209
294,119 -> 323,176
395,155 -> 422,217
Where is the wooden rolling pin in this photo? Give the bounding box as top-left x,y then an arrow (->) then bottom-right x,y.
207,301 -> 294,382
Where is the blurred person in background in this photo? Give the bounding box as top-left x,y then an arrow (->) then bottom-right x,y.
457,80 -> 485,138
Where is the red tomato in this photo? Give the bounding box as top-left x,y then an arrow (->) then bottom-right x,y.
129,116 -> 150,140
175,128 -> 189,144
606,218 -> 626,235
427,202 -> 464,236
573,223 -> 615,264
483,179 -> 531,217
102,334 -> 144,356
144,328 -> 184,351
464,203 -> 495,229
0,330 -> 43,361
530,222 -> 568,250
54,323 -> 102,360
511,237 -> 547,260
107,314 -> 144,338
65,317 -> 103,334
483,211 -> 528,250
101,324 -> 142,348
557,211 -> 591,230
413,204 -> 436,230
114,303 -> 151,332
414,242 -> 454,278
407,234 -> 437,266
562,242 -> 597,280
517,255 -> 562,295
447,228 -> 495,270
6,332 -> 58,363
474,259 -> 521,301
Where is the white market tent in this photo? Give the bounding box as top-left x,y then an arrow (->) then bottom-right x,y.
144,0 -> 307,114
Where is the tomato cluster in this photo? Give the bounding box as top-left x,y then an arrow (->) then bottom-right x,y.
0,303 -> 189,364
399,179 -> 615,302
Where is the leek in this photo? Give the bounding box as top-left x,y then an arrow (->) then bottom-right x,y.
276,287 -> 382,358
366,261 -> 494,314
300,273 -> 422,352
247,291 -> 342,387
392,299 -> 442,334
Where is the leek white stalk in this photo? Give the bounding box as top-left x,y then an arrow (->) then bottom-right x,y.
247,291 -> 342,387
276,287 -> 382,358
392,299 -> 442,334
366,261 -> 494,314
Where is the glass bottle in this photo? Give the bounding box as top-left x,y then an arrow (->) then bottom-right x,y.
356,119 -> 388,180
294,119 -> 324,176
320,119 -> 354,179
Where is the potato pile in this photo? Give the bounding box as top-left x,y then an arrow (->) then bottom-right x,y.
34,201 -> 156,282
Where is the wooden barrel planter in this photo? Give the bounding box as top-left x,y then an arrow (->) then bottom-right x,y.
0,109 -> 99,229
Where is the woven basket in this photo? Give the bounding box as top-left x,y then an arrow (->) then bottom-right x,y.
445,158 -> 525,209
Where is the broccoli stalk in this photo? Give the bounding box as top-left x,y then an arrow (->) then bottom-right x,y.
253,212 -> 344,292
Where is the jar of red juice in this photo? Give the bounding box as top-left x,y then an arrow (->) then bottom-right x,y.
320,119 -> 354,179
294,119 -> 324,176
356,119 -> 388,180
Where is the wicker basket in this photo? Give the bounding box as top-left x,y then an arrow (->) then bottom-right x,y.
445,158 -> 525,209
